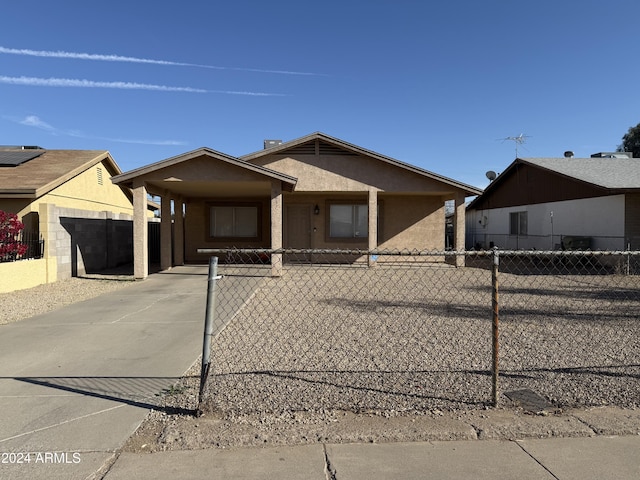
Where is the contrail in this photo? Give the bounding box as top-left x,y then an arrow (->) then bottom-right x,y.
0,75 -> 287,96
0,46 -> 324,76
16,115 -> 188,146
0,75 -> 206,93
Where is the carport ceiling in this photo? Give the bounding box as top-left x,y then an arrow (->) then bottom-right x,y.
145,180 -> 273,198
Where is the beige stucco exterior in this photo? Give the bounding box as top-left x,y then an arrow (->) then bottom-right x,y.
112,133 -> 482,279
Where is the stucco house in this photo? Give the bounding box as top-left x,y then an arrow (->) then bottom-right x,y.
0,146 -> 146,291
466,153 -> 640,251
112,132 -> 482,279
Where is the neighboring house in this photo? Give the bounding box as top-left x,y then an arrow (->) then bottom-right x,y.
112,132 -> 482,279
466,153 -> 640,251
0,146 -> 146,291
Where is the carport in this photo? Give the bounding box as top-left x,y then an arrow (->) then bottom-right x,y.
111,148 -> 297,279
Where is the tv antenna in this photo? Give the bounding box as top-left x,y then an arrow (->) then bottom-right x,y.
500,133 -> 531,157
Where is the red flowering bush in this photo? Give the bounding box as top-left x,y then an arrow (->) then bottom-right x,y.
0,210 -> 28,260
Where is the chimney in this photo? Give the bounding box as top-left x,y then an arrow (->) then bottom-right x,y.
263,139 -> 282,150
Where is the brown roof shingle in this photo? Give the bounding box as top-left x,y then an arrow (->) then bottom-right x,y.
0,149 -> 118,198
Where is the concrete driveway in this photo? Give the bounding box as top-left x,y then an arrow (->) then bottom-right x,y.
0,266 -> 212,480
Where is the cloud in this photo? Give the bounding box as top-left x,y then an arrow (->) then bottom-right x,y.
0,46 -> 325,76
0,75 -> 287,96
12,115 -> 188,146
20,115 -> 55,131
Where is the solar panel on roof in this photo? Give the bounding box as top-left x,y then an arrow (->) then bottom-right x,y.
0,150 -> 45,167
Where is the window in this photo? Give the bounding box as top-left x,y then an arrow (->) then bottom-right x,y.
210,205 -> 259,239
329,204 -> 368,238
509,211 -> 527,236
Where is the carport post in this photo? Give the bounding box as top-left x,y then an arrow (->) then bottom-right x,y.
199,256 -> 220,406
491,248 -> 500,406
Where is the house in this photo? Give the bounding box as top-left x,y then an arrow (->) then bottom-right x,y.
0,146 -> 147,291
466,153 -> 640,251
112,132 -> 482,279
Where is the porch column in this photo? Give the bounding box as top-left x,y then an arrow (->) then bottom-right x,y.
160,193 -> 172,271
454,191 -> 466,267
173,196 -> 184,266
133,181 -> 148,279
368,189 -> 378,266
271,180 -> 283,277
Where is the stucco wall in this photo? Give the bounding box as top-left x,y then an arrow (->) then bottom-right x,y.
0,258 -> 50,293
467,195 -> 626,250
183,193 -> 447,263
254,154 -> 454,194
40,162 -> 135,216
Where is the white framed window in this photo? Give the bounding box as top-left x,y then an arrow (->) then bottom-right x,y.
329,204 -> 369,238
509,211 -> 528,236
210,205 -> 259,239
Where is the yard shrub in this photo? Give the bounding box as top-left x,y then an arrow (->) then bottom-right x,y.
0,210 -> 28,260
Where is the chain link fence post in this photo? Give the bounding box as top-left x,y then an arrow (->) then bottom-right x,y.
199,256 -> 220,409
491,248 -> 500,406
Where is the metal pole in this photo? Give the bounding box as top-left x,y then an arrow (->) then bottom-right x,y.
491,248 -> 500,407
199,256 -> 220,406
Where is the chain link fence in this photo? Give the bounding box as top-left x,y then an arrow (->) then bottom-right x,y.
198,249 -> 640,416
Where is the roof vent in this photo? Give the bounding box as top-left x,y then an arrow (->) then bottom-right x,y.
263,139 -> 283,149
591,151 -> 633,159
564,151 -> 574,158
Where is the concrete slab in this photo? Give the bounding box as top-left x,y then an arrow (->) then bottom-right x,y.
103,445 -> 327,480
0,451 -> 115,480
0,397 -> 146,452
570,407 -> 640,436
466,409 -> 595,440
325,440 -> 555,480
519,436 -> 640,480
0,266 -> 209,475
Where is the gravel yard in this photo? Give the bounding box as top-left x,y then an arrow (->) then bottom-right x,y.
122,260 -> 639,452
200,263 -> 640,416
0,276 -> 134,325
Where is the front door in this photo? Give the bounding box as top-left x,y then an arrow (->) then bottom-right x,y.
285,205 -> 312,262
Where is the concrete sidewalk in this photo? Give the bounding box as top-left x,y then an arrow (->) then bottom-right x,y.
0,266 -> 211,480
101,435 -> 640,480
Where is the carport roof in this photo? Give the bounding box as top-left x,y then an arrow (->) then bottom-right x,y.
111,147 -> 298,193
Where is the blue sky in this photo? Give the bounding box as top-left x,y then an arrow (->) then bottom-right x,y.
2,0 -> 639,189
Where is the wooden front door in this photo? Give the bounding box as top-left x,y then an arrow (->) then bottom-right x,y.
285,205 -> 312,262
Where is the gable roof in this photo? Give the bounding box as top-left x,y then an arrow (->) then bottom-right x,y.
0,148 -> 123,198
241,132 -> 483,196
468,156 -> 640,210
522,157 -> 640,189
111,147 -> 298,193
